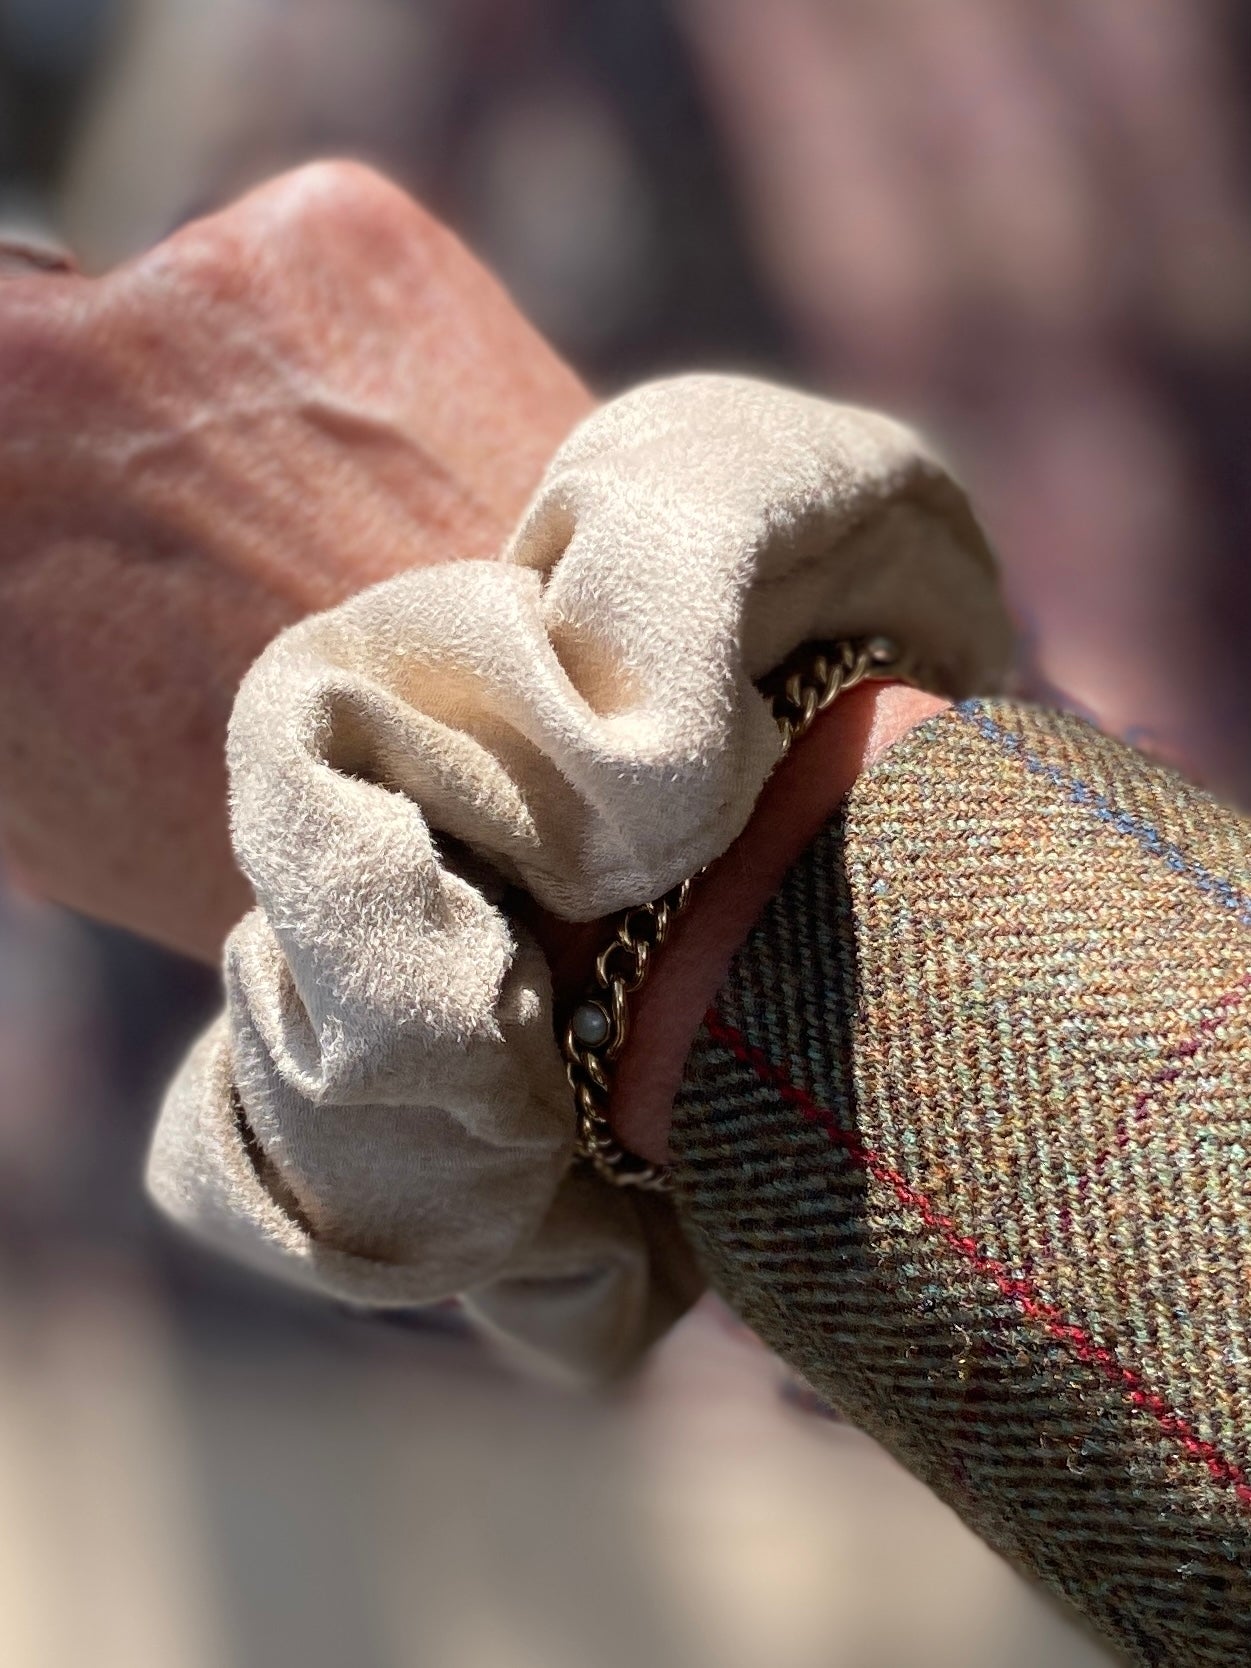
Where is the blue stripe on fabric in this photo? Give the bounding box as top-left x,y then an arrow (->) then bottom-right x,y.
958,701 -> 1251,926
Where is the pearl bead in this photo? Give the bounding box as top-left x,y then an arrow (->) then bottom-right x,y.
571,1001 -> 610,1047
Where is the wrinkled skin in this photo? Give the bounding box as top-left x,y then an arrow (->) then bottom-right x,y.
0,161 -> 591,959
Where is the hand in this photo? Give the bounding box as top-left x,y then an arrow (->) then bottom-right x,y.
0,161 -> 590,959
0,158 -> 940,1167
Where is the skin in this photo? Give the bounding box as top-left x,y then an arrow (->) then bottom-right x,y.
0,161 -> 944,1160
0,161 -> 589,956
608,681 -> 947,1161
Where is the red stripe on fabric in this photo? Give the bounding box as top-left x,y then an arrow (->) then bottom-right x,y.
1076,971 -> 1251,1204
703,1008 -> 1251,1512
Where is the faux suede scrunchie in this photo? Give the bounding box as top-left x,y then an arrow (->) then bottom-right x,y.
148,373 -> 1013,1380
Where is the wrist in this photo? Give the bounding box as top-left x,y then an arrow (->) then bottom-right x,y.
609,680 -> 951,1164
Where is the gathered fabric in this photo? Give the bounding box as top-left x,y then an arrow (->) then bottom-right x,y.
148,373 -> 1011,1379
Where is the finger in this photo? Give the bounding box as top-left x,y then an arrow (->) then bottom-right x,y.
0,235 -> 79,277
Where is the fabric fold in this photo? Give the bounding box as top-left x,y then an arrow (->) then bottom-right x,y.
148,372 -> 1012,1378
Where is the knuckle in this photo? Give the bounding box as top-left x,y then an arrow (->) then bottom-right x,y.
283,157 -> 400,214
138,210 -> 251,310
130,160 -> 454,316
263,158 -> 423,250
275,161 -> 462,287
137,160 -> 417,305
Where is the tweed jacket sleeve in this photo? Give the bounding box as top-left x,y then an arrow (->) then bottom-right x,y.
670,698 -> 1251,1667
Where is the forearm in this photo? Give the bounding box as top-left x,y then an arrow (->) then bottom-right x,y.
669,699 -> 1251,1667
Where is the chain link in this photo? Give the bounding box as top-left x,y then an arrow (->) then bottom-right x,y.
562,635 -> 904,1190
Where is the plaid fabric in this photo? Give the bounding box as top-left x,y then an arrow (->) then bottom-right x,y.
670,699 -> 1251,1666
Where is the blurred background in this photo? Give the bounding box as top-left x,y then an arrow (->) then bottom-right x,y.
4,1 -> 1251,1663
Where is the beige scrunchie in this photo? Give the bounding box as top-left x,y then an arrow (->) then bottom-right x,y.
148,374 -> 1013,1380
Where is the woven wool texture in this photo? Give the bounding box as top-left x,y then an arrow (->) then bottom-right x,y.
671,698 -> 1251,1666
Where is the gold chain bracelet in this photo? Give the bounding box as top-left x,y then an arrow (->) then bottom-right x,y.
561,634 -> 905,1191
